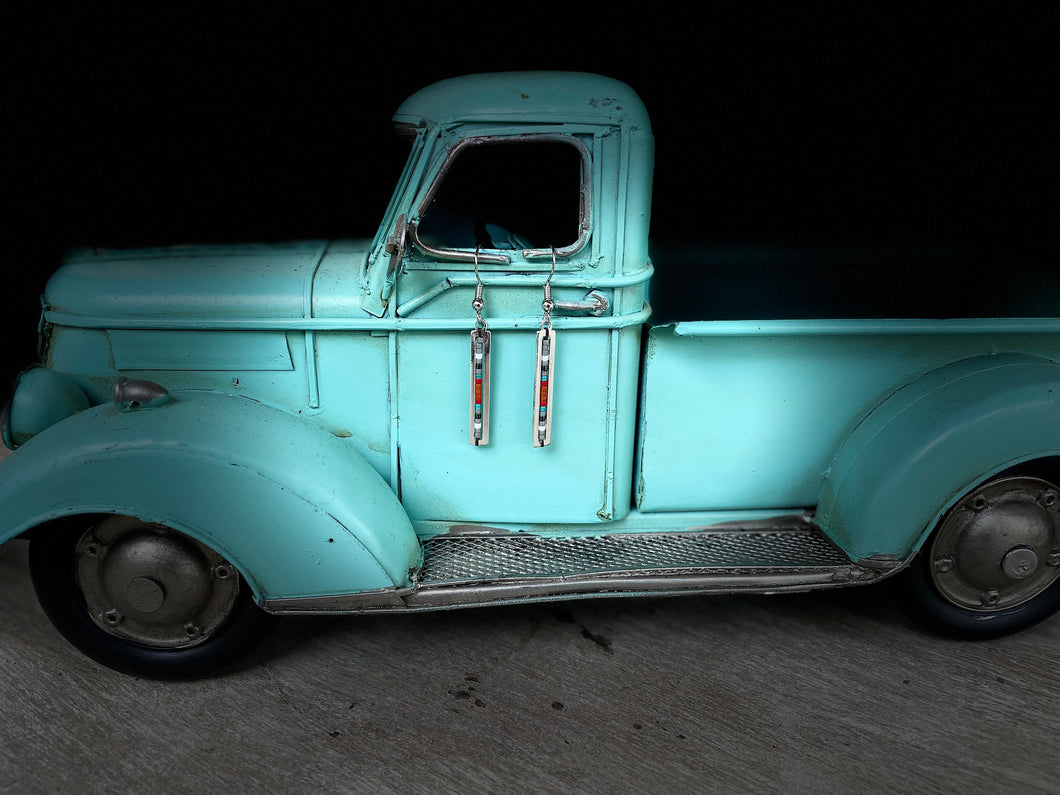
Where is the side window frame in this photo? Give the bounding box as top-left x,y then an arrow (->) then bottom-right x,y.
407,132 -> 593,271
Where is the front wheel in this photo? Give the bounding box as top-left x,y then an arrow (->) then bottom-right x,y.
904,474 -> 1060,638
29,515 -> 275,679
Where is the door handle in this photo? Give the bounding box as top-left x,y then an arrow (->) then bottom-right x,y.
552,290 -> 609,316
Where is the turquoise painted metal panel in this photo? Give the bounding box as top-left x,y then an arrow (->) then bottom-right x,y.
44,328 -> 116,403
394,71 -> 652,131
109,330 -> 294,371
0,391 -> 421,599
47,241 -> 328,321
3,365 -> 89,447
396,326 -> 640,523
309,331 -> 394,483
311,239 -> 373,316
637,321 -> 1060,513
817,353 -> 1060,561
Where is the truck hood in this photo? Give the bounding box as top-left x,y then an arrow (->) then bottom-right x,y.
45,240 -> 371,322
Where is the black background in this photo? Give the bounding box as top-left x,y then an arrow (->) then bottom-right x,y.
4,8 -> 1057,387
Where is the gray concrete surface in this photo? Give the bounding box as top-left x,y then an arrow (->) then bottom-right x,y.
2,533 -> 1059,795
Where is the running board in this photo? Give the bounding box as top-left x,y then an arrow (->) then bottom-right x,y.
263,521 -> 886,615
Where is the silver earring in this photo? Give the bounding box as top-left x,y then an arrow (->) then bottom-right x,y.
533,249 -> 556,447
470,247 -> 491,446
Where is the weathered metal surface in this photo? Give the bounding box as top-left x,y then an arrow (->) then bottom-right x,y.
417,528 -> 850,582
46,240 -> 330,320
817,353 -> 1060,560
393,71 -> 652,130
1,71 -> 1059,676
2,365 -> 89,446
74,515 -> 241,648
926,476 -> 1060,611
0,391 -> 420,600
262,521 -> 880,615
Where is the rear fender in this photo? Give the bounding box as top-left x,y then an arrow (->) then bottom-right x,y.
817,353 -> 1060,563
0,390 -> 420,601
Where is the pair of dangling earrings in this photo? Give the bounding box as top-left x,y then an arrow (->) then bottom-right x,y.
470,248 -> 555,448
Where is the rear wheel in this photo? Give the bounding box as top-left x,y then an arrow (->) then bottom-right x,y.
29,515 -> 275,679
906,474 -> 1060,638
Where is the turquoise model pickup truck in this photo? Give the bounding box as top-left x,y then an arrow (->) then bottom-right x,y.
2,72 -> 1058,679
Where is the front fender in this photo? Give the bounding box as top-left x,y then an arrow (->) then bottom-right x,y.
817,353 -> 1060,563
0,390 -> 420,601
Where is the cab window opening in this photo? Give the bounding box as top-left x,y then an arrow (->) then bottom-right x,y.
416,138 -> 586,254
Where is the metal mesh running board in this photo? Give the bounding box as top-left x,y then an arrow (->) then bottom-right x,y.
262,526 -> 881,615
416,528 -> 850,585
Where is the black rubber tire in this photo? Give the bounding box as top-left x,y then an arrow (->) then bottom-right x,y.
29,518 -> 276,680
902,549 -> 1060,639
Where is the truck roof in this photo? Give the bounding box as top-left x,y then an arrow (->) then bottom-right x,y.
394,71 -> 651,132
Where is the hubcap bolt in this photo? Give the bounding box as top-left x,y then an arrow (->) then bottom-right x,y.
184,622 -> 201,638
980,590 -> 1001,607
934,557 -> 955,573
102,608 -> 123,626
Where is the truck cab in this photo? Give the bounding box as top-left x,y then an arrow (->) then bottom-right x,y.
3,72 -> 1059,679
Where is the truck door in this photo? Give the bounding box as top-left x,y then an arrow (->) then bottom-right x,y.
390,131 -> 642,525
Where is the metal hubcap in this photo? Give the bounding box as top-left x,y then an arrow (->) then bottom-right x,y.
930,476 -> 1060,612
75,516 -> 240,648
